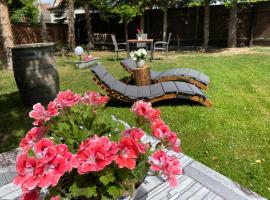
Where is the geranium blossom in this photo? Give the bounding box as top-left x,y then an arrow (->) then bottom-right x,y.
81,91 -> 109,106
151,118 -> 171,139
131,101 -> 160,122
73,135 -> 118,174
115,137 -> 138,170
20,126 -> 47,152
34,138 -> 57,164
47,101 -> 59,117
29,103 -> 50,126
55,89 -> 80,108
149,150 -> 182,187
122,128 -> 148,154
13,153 -> 39,191
51,196 -> 60,200
21,189 -> 40,200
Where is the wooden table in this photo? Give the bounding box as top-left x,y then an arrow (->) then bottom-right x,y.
127,39 -> 154,60
133,65 -> 151,86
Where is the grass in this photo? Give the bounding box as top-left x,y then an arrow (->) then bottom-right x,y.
0,48 -> 270,198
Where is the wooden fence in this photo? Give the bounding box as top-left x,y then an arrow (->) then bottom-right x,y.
0,23 -> 67,53
76,1 -> 270,48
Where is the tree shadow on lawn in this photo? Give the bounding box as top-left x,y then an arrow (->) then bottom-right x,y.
0,92 -> 32,153
106,98 -> 202,108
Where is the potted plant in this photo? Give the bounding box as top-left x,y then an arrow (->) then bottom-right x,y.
13,90 -> 182,200
136,29 -> 147,41
130,48 -> 148,67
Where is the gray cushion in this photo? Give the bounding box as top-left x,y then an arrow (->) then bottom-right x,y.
150,83 -> 165,98
102,73 -> 116,89
125,85 -> 138,99
91,64 -> 108,79
161,81 -> 178,93
137,86 -> 151,98
175,82 -> 195,95
112,80 -> 127,95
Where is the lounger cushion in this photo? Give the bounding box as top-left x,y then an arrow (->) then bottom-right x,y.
161,82 -> 178,94
150,83 -> 165,98
102,73 -> 116,88
175,82 -> 195,95
125,85 -> 138,99
112,80 -> 127,94
91,64 -> 108,79
137,86 -> 151,98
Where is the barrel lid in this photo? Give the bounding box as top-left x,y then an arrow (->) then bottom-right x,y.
13,43 -> 55,49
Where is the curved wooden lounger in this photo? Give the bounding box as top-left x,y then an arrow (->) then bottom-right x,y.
91,64 -> 213,107
120,59 -> 209,91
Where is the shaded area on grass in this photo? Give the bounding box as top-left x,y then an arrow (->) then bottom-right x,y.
0,92 -> 32,152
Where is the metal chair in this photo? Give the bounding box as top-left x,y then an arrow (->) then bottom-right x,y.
154,33 -> 172,58
111,34 -> 126,59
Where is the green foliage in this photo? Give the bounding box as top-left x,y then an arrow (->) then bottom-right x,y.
99,172 -> 116,185
69,183 -> 97,198
8,0 -> 38,23
111,4 -> 141,23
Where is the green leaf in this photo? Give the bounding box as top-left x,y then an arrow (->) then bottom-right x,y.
99,173 -> 115,185
69,183 -> 97,198
107,186 -> 121,198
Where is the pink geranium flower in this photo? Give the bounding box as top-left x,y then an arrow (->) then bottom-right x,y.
131,100 -> 152,117
34,138 -> 57,164
122,128 -> 148,154
55,89 -> 80,108
149,150 -> 182,187
115,137 -> 139,170
21,189 -> 40,200
166,132 -> 181,153
74,135 -> 118,174
81,91 -> 109,106
151,118 -> 171,139
29,103 -> 50,126
51,196 -> 60,200
38,156 -> 67,188
13,153 -> 40,192
47,101 -> 59,117
20,126 -> 47,151
131,101 -> 160,122
56,144 -> 73,172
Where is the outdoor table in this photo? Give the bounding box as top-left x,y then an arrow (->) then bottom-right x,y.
127,39 -> 154,60
133,65 -> 151,86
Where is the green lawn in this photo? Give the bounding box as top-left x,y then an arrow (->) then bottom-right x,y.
0,48 -> 270,198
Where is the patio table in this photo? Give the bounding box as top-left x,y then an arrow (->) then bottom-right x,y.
127,39 -> 154,60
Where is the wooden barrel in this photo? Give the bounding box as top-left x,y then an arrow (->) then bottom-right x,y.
12,43 -> 59,106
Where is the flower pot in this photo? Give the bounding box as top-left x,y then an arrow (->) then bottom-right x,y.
136,34 -> 147,41
136,59 -> 145,68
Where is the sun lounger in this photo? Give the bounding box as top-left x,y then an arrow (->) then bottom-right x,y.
120,59 -> 209,90
91,64 -> 213,107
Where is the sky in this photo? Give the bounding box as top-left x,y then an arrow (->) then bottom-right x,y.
40,0 -> 54,5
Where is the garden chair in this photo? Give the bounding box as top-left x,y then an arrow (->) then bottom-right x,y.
120,59 -> 209,90
111,34 -> 127,59
154,33 -> 172,58
90,64 -> 213,107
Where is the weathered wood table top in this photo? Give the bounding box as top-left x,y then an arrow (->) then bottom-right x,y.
0,147 -> 266,200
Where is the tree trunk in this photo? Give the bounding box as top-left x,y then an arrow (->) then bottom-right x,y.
84,3 -> 93,51
194,6 -> 200,46
162,3 -> 168,42
67,0 -> 75,51
227,5 -> 237,48
40,12 -> 48,42
140,13 -> 144,32
0,0 -> 14,70
124,18 -> 129,57
203,1 -> 210,50
249,5 -> 256,47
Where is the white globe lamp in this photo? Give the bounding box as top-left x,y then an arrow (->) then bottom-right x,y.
75,46 -> 84,60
